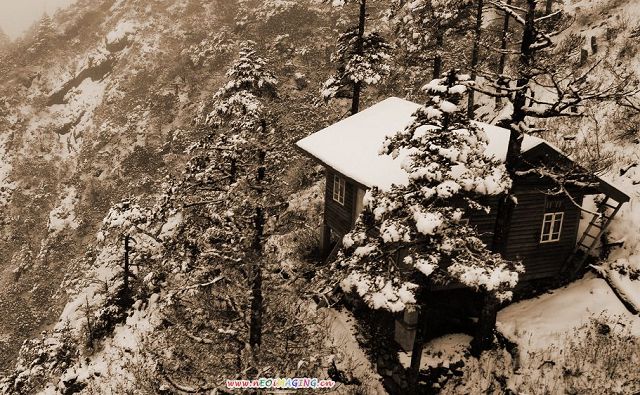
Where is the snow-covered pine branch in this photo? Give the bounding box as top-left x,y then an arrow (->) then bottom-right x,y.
321,29 -> 391,102
331,70 -> 522,313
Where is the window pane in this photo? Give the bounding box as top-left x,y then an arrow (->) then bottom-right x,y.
332,175 -> 345,204
542,221 -> 552,235
541,212 -> 564,243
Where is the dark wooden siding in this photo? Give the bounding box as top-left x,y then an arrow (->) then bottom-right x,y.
467,197 -> 500,249
322,167 -> 584,282
504,192 -> 583,280
324,168 -> 357,235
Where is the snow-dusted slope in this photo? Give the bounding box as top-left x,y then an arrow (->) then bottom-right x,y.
0,0 -> 341,378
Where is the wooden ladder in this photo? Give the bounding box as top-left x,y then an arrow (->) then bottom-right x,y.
325,239 -> 343,264
564,195 -> 623,278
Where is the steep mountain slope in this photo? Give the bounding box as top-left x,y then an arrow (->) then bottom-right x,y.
0,0 -> 346,377
0,0 -> 639,393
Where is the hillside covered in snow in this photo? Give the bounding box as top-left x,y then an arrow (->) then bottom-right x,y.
0,0 -> 639,393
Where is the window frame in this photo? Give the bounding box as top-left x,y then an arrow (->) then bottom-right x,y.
332,175 -> 346,206
540,212 -> 564,243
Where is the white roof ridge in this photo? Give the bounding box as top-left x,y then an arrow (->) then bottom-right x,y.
296,97 -> 547,190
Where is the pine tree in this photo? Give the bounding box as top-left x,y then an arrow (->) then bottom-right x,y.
335,70 -> 520,310
390,0 -> 474,80
321,0 -> 391,115
30,13 -> 55,53
196,42 -> 281,356
329,71 -> 523,369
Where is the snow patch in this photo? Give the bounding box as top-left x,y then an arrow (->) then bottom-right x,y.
497,274 -> 640,355
48,187 -> 79,234
106,21 -> 136,47
296,97 -> 555,191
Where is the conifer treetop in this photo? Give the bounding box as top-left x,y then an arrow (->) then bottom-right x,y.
333,70 -> 522,313
203,42 -> 278,128
321,30 -> 391,101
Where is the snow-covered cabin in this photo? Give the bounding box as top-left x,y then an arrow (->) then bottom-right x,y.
297,97 -> 630,283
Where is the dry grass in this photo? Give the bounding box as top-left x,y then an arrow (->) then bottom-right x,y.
442,316 -> 640,394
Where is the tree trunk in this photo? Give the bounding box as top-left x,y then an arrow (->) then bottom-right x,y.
498,0 -> 536,174
496,0 -> 511,105
352,82 -> 362,115
467,0 -> 484,119
351,0 -> 367,115
484,1 -> 539,353
249,246 -> 263,350
433,26 -> 444,80
249,120 -> 267,352
472,293 -> 499,356
230,157 -> 237,184
492,1 -> 537,255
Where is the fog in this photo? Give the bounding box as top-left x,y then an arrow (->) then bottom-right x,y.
0,0 -> 76,38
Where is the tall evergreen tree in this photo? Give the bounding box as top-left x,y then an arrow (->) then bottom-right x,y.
30,13 -> 55,53
198,42 -> 279,356
326,71 -> 522,379
321,0 -> 391,115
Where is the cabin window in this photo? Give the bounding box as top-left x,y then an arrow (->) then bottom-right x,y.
540,212 -> 564,243
332,175 -> 346,205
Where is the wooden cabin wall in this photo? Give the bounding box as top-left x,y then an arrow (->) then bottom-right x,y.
467,197 -> 501,249
504,192 -> 583,280
324,168 -> 357,236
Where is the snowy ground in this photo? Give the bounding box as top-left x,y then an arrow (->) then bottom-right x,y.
324,308 -> 388,394
497,273 -> 640,355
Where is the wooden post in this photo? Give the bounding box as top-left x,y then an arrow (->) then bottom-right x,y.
472,292 -> 499,356
319,222 -> 331,258
406,287 -> 430,394
407,306 -> 424,394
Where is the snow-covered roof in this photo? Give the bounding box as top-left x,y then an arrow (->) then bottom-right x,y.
296,97 -> 546,190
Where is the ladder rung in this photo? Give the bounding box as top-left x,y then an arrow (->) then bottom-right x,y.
581,233 -> 597,239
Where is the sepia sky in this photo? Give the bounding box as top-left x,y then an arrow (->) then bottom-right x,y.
0,0 -> 77,38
